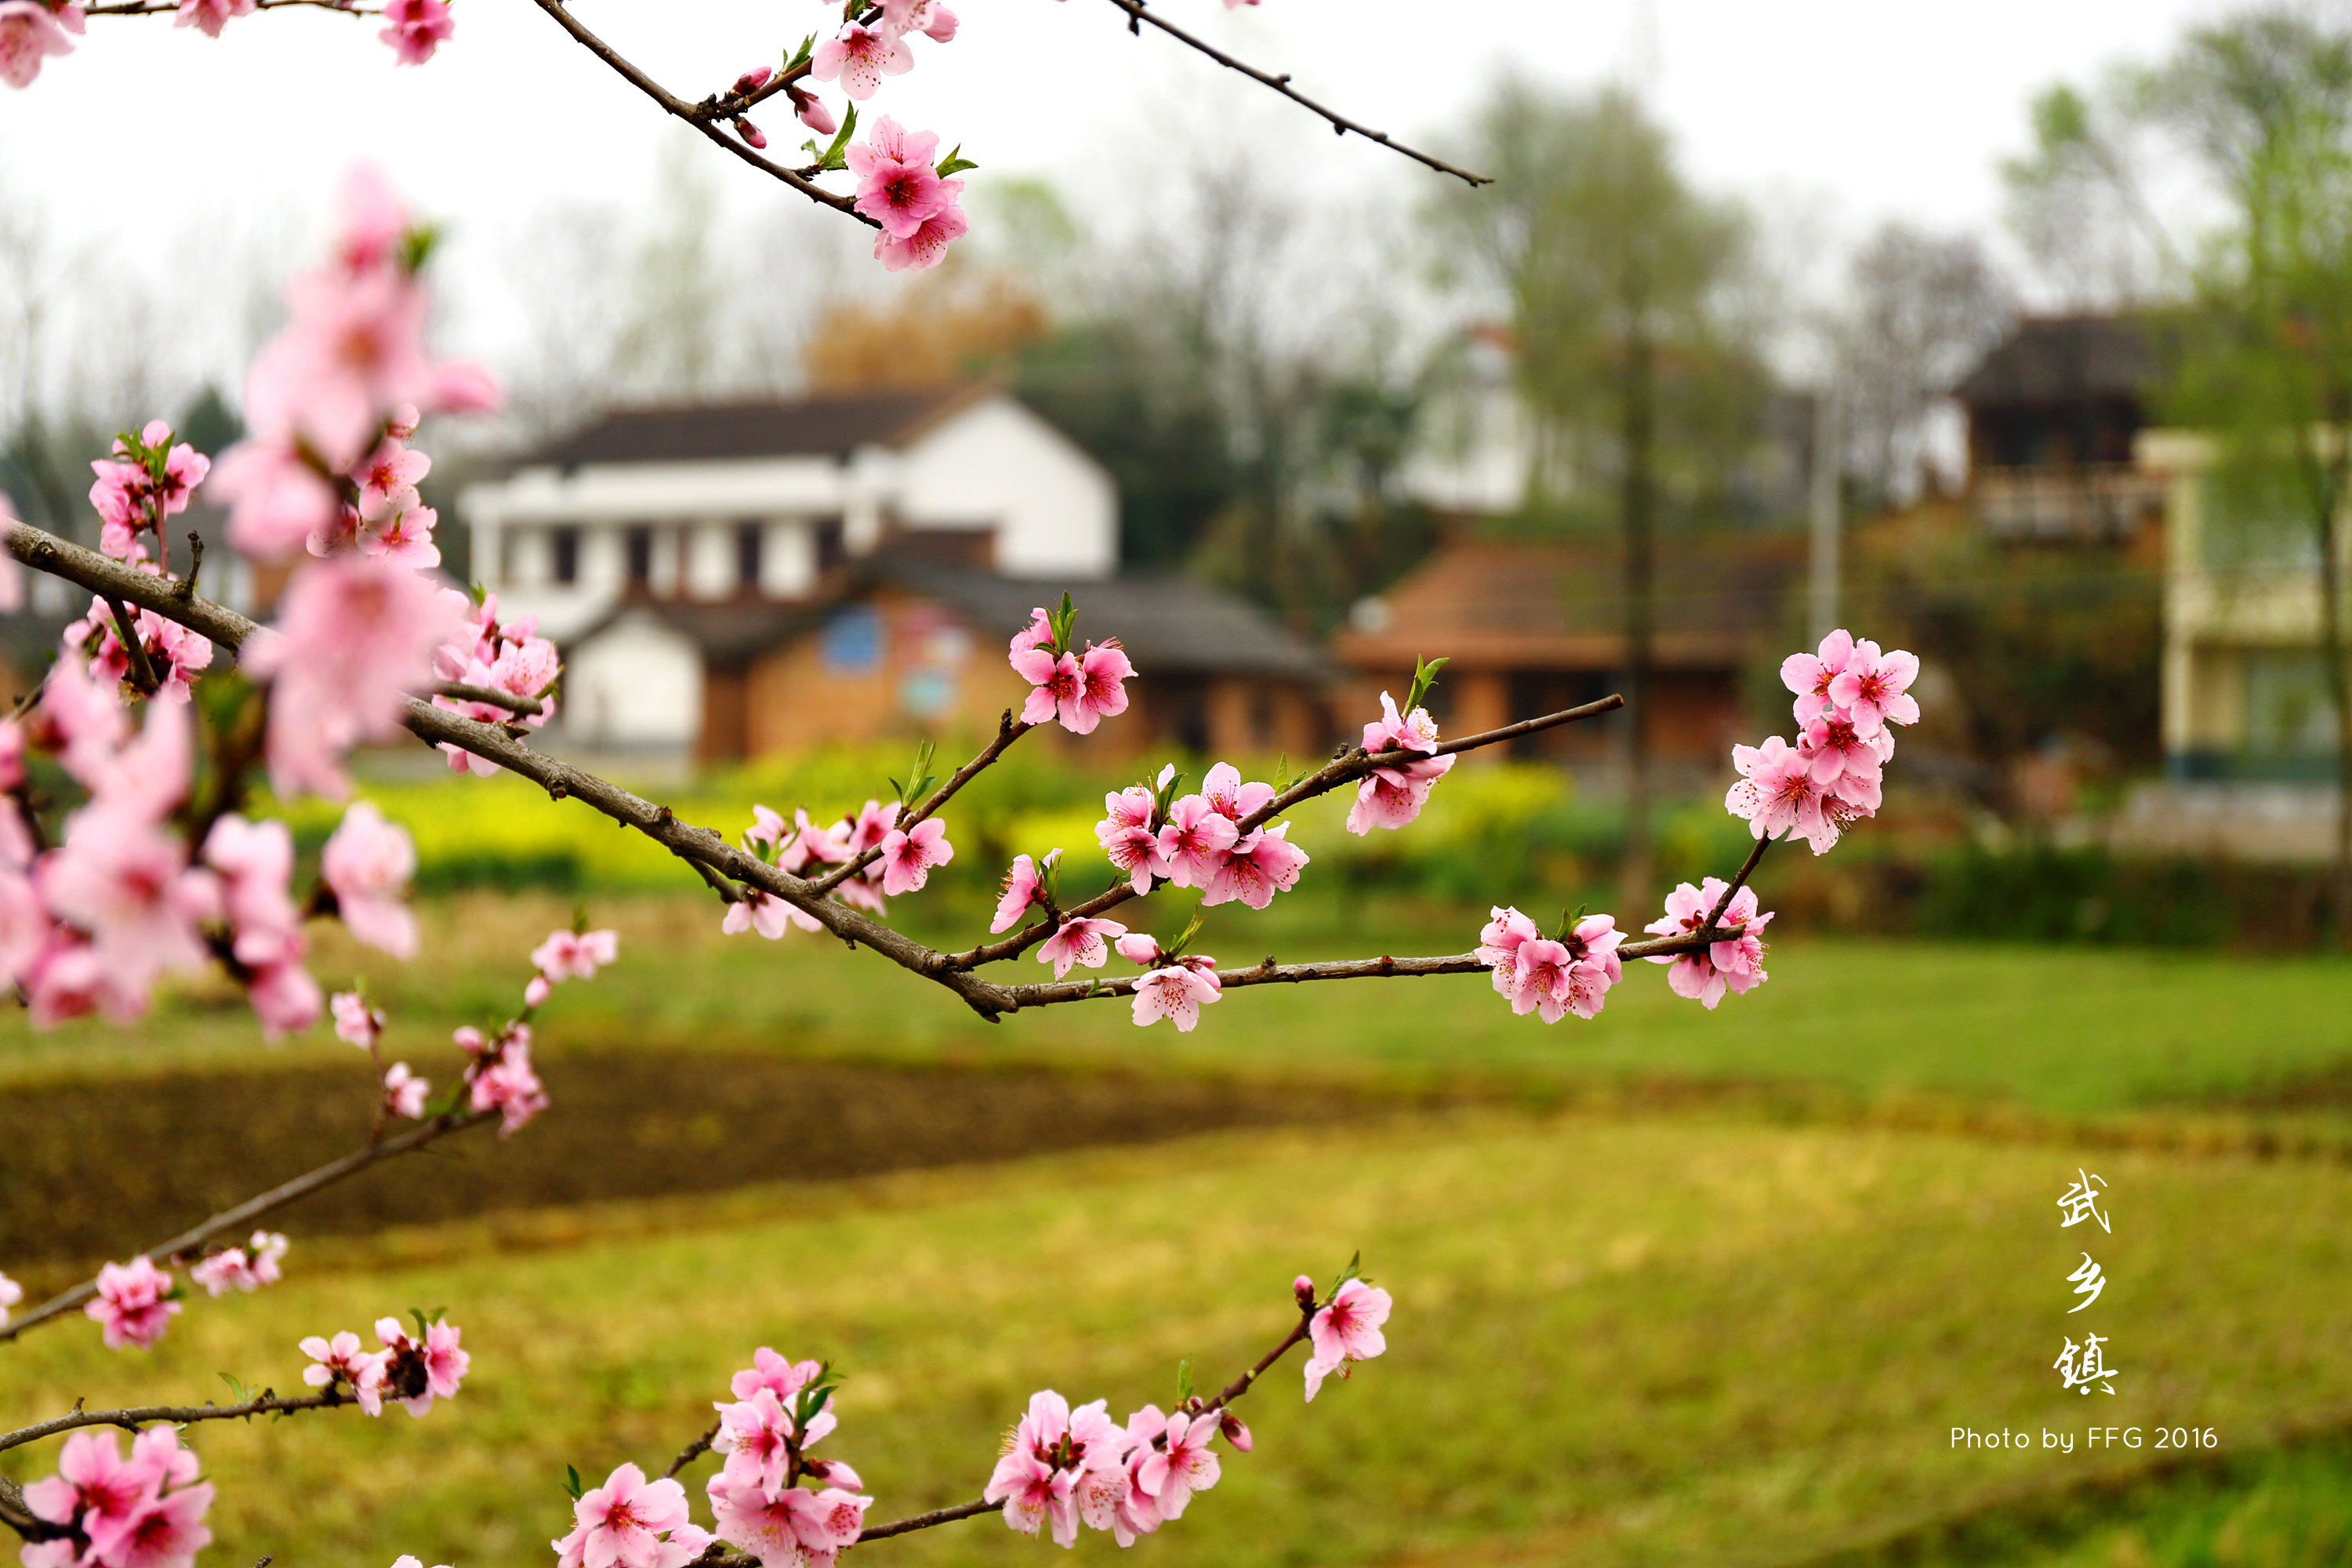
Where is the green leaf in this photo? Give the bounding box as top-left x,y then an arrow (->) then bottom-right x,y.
220,1371 -> 251,1404
1330,1250 -> 1363,1297
815,101 -> 858,172
935,143 -> 978,178
565,1465 -> 584,1501
1176,1358 -> 1195,1403
785,31 -> 815,71
1403,655 -> 1449,717
1052,590 -> 1077,651
397,222 -> 442,276
1273,753 -> 1291,793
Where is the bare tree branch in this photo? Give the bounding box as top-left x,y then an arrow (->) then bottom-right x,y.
804,709 -> 1034,897
1098,0 -> 1491,188
523,0 -> 874,224
430,681 -> 545,718
0,1108 -> 491,1344
0,1388 -> 350,1458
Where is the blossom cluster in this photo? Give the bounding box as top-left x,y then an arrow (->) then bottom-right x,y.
1729,629 -> 1920,855
720,798 -> 954,938
779,0 -> 967,272
300,1311 -> 470,1417
18,1427 -> 212,1568
1083,761 -> 1308,913
984,1390 -> 1232,1549
430,591 -> 561,775
1010,601 -> 1136,735
0,0 -> 455,91
1475,909 -> 1626,1024
2,649 -> 423,1034
188,1229 -> 288,1298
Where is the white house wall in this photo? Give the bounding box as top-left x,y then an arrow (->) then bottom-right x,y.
897,401 -> 1116,579
562,612 -> 703,750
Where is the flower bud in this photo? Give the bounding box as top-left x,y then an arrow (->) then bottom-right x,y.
790,86 -> 838,136
524,973 -> 551,1007
1292,1273 -> 1316,1308
735,118 -> 767,151
732,65 -> 772,94
1219,1411 -> 1253,1452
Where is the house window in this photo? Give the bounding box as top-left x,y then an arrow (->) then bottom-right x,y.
625,526 -> 653,586
551,526 -> 581,586
2245,652 -> 2337,756
821,606 -> 883,673
736,522 -> 764,592
813,517 -> 847,575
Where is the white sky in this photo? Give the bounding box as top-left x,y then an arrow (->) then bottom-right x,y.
0,0 -> 2244,378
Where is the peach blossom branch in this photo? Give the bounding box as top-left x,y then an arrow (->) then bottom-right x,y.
0,1107 -> 492,1345
523,0 -> 874,224
0,1388 -> 351,1459
1098,0 -> 1491,187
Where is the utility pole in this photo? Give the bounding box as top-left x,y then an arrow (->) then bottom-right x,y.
1809,376 -> 1841,642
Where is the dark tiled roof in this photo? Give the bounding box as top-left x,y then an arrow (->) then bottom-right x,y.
532,387 -> 985,468
874,564 -> 1335,681
1953,315 -> 2162,405
1337,533 -> 1802,672
566,566 -> 1334,681
567,600 -> 820,665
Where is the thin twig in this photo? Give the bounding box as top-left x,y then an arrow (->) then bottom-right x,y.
944,695 -> 1626,972
0,1108 -> 490,1343
1099,0 -> 1490,187
1704,829 -> 1782,929
997,924 -> 1753,1011
0,1389 -> 347,1457
665,1421 -> 722,1480
430,681 -> 545,718
84,0 -> 372,12
804,710 -> 1033,897
524,0 -> 873,222
103,595 -> 162,695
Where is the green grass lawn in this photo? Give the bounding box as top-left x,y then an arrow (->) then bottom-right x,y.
2,1112 -> 2344,1568
9,892 -> 2348,1129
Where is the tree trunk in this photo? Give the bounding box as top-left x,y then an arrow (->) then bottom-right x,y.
2316,430 -> 2352,947
1620,325 -> 1658,908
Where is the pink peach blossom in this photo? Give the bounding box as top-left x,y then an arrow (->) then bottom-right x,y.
1201,822 -> 1308,909
712,1387 -> 799,1500
1134,1409 -> 1221,1519
1303,1277 -> 1391,1401
873,201 -> 968,272
1154,793 -> 1239,889
244,557 -> 466,798
1037,915 -> 1127,978
1825,638 -> 1922,738
0,1269 -> 20,1327
23,1431 -> 152,1541
39,806 -> 216,1012
1131,964 -> 1221,1031
1096,786 -> 1168,893
383,1062 -> 429,1119
0,2 -> 76,89
321,800 -> 419,956
845,115 -> 954,238
1725,734 -> 1838,855
723,891 -> 821,938
1780,628 -> 1856,727
378,0 -> 452,64
731,1347 -> 825,1404
332,990 -> 385,1049
991,850 -> 1058,932
85,1256 -> 179,1349
300,1329 -> 376,1389
1642,878 -> 1773,1009
877,816 -> 954,895
1200,761 -> 1276,825
470,1041 -> 547,1136
1347,691 -> 1454,835
811,21 -> 912,98
361,1314 -> 468,1417
564,1462 -> 692,1568
532,926 -> 619,982
172,0 -> 252,36
1475,906 -> 1541,996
